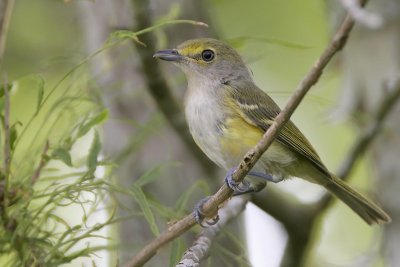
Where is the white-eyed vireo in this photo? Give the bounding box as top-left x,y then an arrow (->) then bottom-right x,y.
154,38 -> 390,225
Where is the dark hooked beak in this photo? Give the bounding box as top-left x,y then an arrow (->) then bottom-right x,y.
153,49 -> 183,62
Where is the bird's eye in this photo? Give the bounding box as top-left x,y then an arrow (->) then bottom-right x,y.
201,49 -> 215,62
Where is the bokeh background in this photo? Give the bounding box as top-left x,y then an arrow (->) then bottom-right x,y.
1,0 -> 399,266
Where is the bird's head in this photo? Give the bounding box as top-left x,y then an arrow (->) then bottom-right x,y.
154,38 -> 252,85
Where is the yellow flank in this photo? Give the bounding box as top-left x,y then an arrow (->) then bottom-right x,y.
220,116 -> 264,157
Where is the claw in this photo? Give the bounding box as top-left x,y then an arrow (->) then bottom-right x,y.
206,214 -> 219,226
193,196 -> 219,227
232,181 -> 267,196
224,167 -> 251,193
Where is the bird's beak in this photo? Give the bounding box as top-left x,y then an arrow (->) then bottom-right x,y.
153,49 -> 183,62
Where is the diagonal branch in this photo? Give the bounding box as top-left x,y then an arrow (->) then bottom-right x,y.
30,140 -> 50,185
123,3 -> 364,266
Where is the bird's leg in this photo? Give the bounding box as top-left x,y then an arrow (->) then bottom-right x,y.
195,168 -> 276,225
248,171 -> 277,182
225,167 -> 278,195
193,196 -> 220,227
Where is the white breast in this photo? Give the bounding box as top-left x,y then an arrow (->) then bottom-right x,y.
184,81 -> 228,169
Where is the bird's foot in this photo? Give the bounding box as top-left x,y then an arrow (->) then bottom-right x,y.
225,167 -> 273,196
224,167 -> 251,193
193,196 -> 220,227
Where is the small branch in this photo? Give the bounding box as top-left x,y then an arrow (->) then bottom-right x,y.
124,3 -> 362,266
2,74 -> 10,176
337,0 -> 383,29
2,73 -> 11,200
0,0 -> 15,63
130,0 -> 217,178
176,196 -> 249,267
31,140 -> 50,184
1,73 -> 10,223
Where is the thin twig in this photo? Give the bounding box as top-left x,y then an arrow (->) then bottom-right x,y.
176,196 -> 249,267
3,74 -> 10,183
124,3 -> 362,266
0,0 -> 15,63
337,0 -> 382,28
1,73 -> 10,220
31,140 -> 50,184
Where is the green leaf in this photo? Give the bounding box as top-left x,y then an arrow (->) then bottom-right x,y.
87,131 -> 101,174
35,76 -> 45,114
169,239 -> 185,267
109,30 -> 145,46
52,148 -> 73,167
77,109 -> 108,138
148,197 -> 176,219
0,82 -> 13,98
48,213 -> 72,231
109,30 -> 136,40
131,185 -> 160,236
135,163 -> 177,187
175,180 -> 210,213
9,121 -> 22,151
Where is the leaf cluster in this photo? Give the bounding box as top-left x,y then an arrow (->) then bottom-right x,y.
0,68 -> 113,266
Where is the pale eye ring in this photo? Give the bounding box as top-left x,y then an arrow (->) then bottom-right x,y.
201,49 -> 215,62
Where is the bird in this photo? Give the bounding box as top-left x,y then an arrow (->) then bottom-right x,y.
153,38 -> 391,225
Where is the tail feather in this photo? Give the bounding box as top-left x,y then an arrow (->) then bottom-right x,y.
325,175 -> 391,225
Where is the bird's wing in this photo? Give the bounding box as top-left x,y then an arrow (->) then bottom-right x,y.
225,80 -> 329,176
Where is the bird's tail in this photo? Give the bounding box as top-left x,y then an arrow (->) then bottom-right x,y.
325,175 -> 391,225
